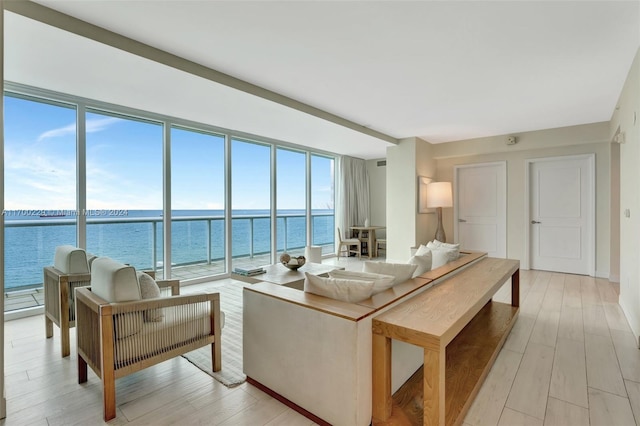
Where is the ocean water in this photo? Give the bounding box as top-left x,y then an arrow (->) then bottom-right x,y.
4,209 -> 335,290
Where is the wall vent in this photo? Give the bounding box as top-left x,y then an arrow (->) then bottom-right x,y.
377,160 -> 387,167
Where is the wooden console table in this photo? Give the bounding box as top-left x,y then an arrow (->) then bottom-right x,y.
372,257 -> 520,426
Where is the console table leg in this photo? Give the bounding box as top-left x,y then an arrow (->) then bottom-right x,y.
372,333 -> 392,422
424,347 -> 446,426
512,269 -> 520,307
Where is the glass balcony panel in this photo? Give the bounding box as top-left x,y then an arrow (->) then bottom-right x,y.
171,127 -> 226,279
85,110 -> 164,276
231,139 -> 272,271
4,94 -> 77,309
311,155 -> 336,254
277,148 -> 307,258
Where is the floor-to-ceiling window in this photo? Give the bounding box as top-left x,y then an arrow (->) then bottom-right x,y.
3,94 -> 77,308
3,87 -> 336,312
85,109 -> 164,277
276,148 -> 307,258
231,139 -> 272,270
171,126 -> 226,279
311,155 -> 335,254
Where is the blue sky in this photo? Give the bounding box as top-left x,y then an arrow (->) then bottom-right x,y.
4,95 -> 335,211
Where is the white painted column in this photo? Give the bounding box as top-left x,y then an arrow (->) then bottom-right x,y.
0,0 -> 8,418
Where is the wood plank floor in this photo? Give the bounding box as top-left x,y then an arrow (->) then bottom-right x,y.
2,263 -> 639,425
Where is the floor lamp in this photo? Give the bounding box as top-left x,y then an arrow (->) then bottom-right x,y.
426,181 -> 453,242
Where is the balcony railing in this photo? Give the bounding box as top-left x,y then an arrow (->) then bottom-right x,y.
4,212 -> 335,293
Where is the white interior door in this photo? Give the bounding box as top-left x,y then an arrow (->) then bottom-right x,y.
528,155 -> 594,275
454,162 -> 507,258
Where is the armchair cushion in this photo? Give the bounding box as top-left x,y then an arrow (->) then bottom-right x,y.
137,272 -> 163,322
54,245 -> 90,274
114,304 -> 213,365
91,258 -> 143,338
91,257 -> 141,303
304,273 -> 374,303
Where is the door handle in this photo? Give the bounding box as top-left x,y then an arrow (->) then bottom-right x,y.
458,219 -> 467,223
531,220 -> 541,224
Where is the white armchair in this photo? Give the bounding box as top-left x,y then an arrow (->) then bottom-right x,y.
76,257 -> 222,421
44,245 -> 92,357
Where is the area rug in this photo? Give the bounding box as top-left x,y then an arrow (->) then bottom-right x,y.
182,281 -> 247,387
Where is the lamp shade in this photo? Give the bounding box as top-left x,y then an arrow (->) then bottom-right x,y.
425,182 -> 453,208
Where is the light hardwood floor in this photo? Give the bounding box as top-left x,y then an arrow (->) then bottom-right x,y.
2,261 -> 639,425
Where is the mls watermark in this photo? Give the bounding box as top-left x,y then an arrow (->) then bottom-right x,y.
2,209 -> 129,217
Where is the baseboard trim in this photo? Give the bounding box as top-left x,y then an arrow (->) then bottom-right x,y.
595,270 -> 609,279
4,306 -> 43,322
609,274 -> 620,283
246,377 -> 330,426
619,301 -> 640,349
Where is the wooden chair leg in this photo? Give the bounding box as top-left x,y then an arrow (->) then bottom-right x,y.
212,298 -> 222,372
212,342 -> 222,372
60,281 -> 71,357
45,316 -> 53,339
61,324 -> 70,358
103,374 -> 116,421
78,355 -> 88,384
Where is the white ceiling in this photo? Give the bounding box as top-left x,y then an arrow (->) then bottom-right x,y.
6,1 -> 640,159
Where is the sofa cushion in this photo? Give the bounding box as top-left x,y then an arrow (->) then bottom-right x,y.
137,272 -> 163,322
409,252 -> 433,277
304,273 -> 374,303
328,269 -> 395,295
54,245 -> 90,274
363,261 -> 418,285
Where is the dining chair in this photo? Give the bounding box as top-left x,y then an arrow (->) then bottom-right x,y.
336,227 -> 362,258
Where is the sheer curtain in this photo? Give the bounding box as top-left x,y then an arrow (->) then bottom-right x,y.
336,156 -> 370,242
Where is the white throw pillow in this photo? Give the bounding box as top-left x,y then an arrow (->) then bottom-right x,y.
328,269 -> 395,295
433,239 -> 460,249
409,252 -> 433,277
430,249 -> 451,269
363,261 -> 418,285
137,272 -> 163,322
304,273 -> 374,303
415,244 -> 431,257
427,240 -> 460,264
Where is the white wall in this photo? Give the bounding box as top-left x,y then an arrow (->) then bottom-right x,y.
610,47 -> 640,346
433,123 -> 611,278
416,139 -> 437,245
386,138 -> 418,262
366,158 -> 387,239
386,138 -> 436,262
610,142 -> 620,282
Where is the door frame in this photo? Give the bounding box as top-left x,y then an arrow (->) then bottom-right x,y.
524,154 -> 595,275
453,161 -> 507,257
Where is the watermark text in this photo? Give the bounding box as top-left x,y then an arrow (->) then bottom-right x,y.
2,209 -> 129,217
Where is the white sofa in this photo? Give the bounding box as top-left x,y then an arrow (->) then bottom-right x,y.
243,250 -> 486,426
